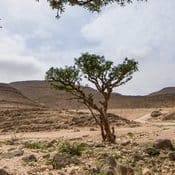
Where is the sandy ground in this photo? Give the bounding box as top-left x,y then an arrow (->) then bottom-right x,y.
0,108 -> 175,175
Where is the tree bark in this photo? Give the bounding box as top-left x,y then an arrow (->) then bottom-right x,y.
100,112 -> 116,143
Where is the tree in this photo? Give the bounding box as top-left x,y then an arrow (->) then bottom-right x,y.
46,53 -> 138,143
36,0 -> 146,18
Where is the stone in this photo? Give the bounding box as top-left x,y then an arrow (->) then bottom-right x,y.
22,154 -> 37,162
52,153 -> 79,169
168,152 -> 175,161
133,152 -> 143,161
154,139 -> 174,150
1,149 -> 24,159
101,156 -> 134,175
89,128 -> 97,131
121,140 -> 131,146
73,128 -> 80,132
43,154 -> 50,159
0,169 -> 10,175
142,168 -> 152,175
151,110 -> 162,118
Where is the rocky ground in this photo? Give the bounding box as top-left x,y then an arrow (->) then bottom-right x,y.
0,108 -> 175,175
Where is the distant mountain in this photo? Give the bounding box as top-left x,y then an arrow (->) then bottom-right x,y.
149,87 -> 175,96
10,81 -> 175,109
0,83 -> 36,108
10,81 -> 102,109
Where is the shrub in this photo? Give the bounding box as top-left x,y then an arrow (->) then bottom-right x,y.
145,146 -> 160,156
24,141 -> 47,150
59,141 -> 85,156
4,139 -> 16,145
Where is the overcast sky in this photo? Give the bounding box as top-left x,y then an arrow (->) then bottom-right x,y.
0,0 -> 174,95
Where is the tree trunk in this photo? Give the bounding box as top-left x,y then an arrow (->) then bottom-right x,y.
100,113 -> 116,143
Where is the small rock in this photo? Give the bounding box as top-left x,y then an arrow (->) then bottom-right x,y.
94,143 -> 105,148
0,169 -> 10,175
52,153 -> 79,169
1,149 -> 24,159
154,139 -> 174,150
89,128 -> 97,131
121,140 -> 131,146
142,168 -> 152,175
43,154 -> 50,159
73,128 -> 80,132
168,152 -> 175,161
133,152 -> 143,161
151,110 -> 162,118
22,154 -> 37,162
101,156 -> 134,175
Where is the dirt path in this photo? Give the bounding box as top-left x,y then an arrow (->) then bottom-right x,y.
134,111 -> 175,126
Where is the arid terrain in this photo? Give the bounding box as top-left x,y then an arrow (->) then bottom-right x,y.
0,81 -> 175,175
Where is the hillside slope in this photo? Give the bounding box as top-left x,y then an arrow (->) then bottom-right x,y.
0,83 -> 37,108
149,87 -> 175,96
10,81 -> 175,109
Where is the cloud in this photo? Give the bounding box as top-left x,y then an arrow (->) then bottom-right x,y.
0,0 -> 175,95
81,0 -> 175,95
0,31 -> 44,82
0,0 -> 92,82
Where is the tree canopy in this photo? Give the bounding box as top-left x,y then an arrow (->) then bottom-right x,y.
37,0 -> 146,18
46,53 -> 138,143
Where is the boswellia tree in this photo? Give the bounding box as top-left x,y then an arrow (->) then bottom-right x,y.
36,0 -> 146,18
46,53 -> 138,143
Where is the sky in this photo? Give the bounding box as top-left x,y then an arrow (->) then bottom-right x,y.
0,0 -> 175,95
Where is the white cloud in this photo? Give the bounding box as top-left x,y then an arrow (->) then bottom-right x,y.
0,0 -> 175,95
81,0 -> 175,95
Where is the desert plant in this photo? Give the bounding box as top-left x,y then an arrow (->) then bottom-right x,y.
145,146 -> 160,156
46,53 -> 138,143
59,141 -> 85,156
4,139 -> 16,145
24,141 -> 48,150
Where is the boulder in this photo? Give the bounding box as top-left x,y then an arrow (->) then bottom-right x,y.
22,154 -> 37,162
151,110 -> 162,118
162,112 -> 175,121
168,152 -> 175,161
101,156 -> 134,175
52,153 -> 79,169
154,139 -> 174,150
0,169 -> 10,175
1,149 -> 24,159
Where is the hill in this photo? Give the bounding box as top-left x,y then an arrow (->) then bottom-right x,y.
0,83 -> 36,108
149,87 -> 175,96
10,81 -> 175,109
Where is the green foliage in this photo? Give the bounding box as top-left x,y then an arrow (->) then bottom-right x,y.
46,53 -> 138,143
24,141 -> 48,150
127,132 -> 135,139
145,146 -> 160,156
46,53 -> 138,94
36,0 -> 146,18
58,141 -> 85,156
4,139 -> 16,145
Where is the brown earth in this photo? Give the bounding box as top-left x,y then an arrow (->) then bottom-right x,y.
0,81 -> 175,175
10,80 -> 175,109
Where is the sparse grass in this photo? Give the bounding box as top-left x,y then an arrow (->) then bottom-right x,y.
162,127 -> 170,130
145,146 -> 160,156
58,141 -> 86,156
127,132 -> 135,139
24,141 -> 48,150
4,139 -> 16,145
